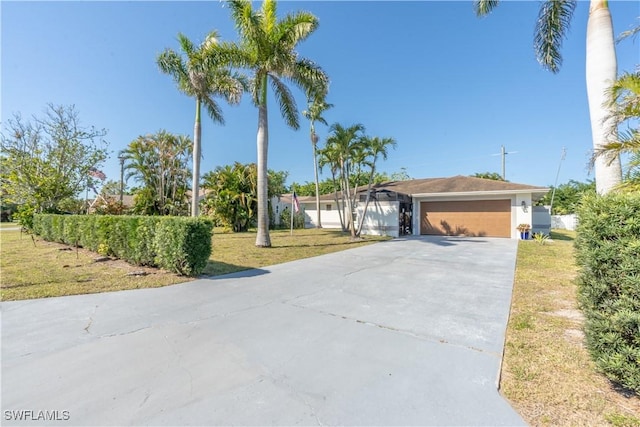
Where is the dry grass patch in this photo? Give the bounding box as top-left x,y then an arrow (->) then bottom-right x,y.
203,227 -> 389,276
0,229 -> 186,301
1,227 -> 388,301
502,230 -> 640,426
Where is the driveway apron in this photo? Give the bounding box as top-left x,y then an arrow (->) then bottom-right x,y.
2,236 -> 525,426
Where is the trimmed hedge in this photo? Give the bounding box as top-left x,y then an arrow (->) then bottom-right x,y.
575,193 -> 640,394
33,214 -> 213,276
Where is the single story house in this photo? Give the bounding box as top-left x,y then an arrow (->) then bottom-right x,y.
276,176 -> 550,239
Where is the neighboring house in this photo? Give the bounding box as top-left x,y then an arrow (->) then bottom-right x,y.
275,176 -> 550,239
87,194 -> 135,213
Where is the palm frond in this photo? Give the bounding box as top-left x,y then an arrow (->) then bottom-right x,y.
177,33 -> 196,57
215,41 -> 255,69
262,0 -> 277,36
474,0 -> 500,17
157,49 -> 189,84
201,96 -> 225,125
201,30 -> 221,52
277,11 -> 319,48
617,18 -> 640,43
228,0 -> 265,50
289,58 -> 329,101
269,74 -> 299,129
205,70 -> 245,105
534,0 -> 576,74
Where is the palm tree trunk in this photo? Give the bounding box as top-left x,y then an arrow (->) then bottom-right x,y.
330,169 -> 345,231
192,99 -> 202,216
341,159 -> 356,238
312,139 -> 322,228
255,83 -> 271,247
356,166 -> 376,237
587,0 -> 622,194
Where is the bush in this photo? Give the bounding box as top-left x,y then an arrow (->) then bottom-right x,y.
154,218 -> 213,275
15,204 -> 36,231
279,208 -> 305,229
32,214 -> 214,276
575,193 -> 640,394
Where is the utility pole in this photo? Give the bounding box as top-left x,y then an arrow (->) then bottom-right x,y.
501,145 -> 506,180
118,154 -> 125,206
493,145 -> 517,180
549,147 -> 566,215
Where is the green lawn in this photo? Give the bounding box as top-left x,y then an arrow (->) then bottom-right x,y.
0,227 -> 389,301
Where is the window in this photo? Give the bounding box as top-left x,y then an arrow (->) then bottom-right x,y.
326,204 -> 332,211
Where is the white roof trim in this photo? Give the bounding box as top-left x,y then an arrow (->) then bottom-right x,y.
411,189 -> 549,198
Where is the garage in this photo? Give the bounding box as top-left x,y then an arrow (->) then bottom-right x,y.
420,200 -> 511,238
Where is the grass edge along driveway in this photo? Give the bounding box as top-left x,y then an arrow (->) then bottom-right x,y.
0,227 -> 389,301
501,230 -> 640,426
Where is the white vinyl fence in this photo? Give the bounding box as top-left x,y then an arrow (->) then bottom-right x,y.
551,214 -> 578,231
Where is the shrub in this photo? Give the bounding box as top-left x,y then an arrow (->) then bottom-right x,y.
575,193 -> 640,394
16,204 -> 36,232
32,214 -> 213,276
279,208 -> 305,229
153,218 -> 213,276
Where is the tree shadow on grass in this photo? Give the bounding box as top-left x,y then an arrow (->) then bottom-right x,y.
550,230 -> 575,242
201,260 -> 269,279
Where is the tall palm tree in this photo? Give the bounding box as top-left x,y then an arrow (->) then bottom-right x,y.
323,123 -> 366,237
225,0 -> 328,247
356,136 -> 397,236
318,142 -> 346,231
302,95 -> 333,228
474,0 -> 622,194
157,31 -> 245,217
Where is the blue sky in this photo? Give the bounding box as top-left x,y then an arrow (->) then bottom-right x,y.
2,1 -> 638,190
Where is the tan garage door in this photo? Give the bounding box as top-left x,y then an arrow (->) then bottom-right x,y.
420,200 -> 511,238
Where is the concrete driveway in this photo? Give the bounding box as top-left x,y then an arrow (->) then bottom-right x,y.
2,236 -> 524,426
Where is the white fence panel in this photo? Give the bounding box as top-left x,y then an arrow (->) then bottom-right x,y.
551,214 -> 578,231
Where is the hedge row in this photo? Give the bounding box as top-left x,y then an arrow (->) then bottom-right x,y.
575,193 -> 640,394
33,214 -> 213,276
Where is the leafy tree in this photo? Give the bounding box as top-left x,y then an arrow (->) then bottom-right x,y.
471,172 -> 506,181
202,162 -> 257,232
157,31 -> 245,217
267,169 -> 289,200
201,162 -> 288,232
389,167 -> 412,181
121,130 -> 191,216
99,179 -> 127,197
0,104 -> 108,214
537,179 -> 596,215
225,0 -> 329,247
475,0 -> 622,194
303,94 -> 333,228
290,179 -> 335,197
53,198 -> 84,215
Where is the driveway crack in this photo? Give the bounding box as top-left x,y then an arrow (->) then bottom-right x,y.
287,302 -> 498,356
83,305 -> 99,334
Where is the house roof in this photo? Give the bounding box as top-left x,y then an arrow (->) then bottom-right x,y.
279,176 -> 549,204
372,175 -> 549,196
